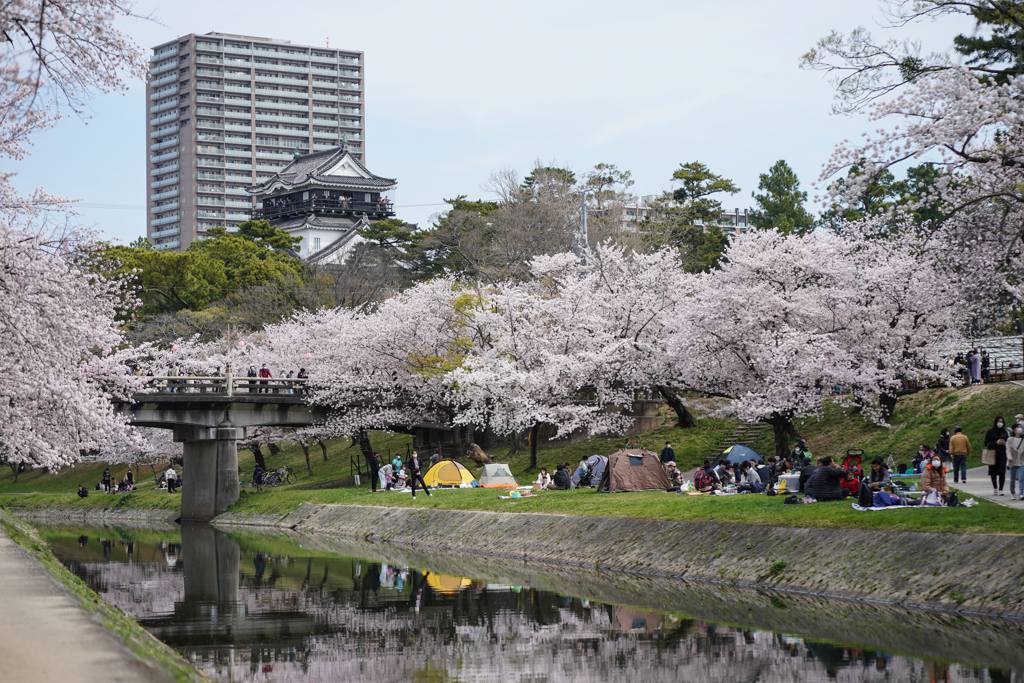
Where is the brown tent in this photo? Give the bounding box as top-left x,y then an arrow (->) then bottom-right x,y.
597,448 -> 671,493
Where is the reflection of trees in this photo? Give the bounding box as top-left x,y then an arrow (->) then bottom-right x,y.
51,542 -> 987,683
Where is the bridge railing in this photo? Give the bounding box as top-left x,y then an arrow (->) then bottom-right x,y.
140,374 -> 309,397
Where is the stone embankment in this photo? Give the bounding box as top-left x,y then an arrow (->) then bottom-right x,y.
18,503 -> 1024,617
214,503 -> 1024,618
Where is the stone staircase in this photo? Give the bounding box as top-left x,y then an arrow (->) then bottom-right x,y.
701,422 -> 769,462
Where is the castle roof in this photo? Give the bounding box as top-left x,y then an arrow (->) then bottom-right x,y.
247,146 -> 396,196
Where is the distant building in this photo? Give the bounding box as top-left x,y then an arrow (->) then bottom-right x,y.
623,195 -> 753,235
247,145 -> 396,264
145,32 -> 365,251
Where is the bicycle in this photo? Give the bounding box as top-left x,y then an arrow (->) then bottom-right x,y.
261,466 -> 296,488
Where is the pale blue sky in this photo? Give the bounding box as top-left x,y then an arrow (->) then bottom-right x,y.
10,0 -> 973,243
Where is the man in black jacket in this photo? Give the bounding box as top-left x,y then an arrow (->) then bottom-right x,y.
407,451 -> 431,499
798,459 -> 819,493
546,463 -> 571,490
660,442 -> 675,469
804,456 -> 846,501
368,451 -> 380,493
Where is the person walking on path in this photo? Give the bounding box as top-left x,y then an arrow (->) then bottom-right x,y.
949,427 -> 971,483
407,451 -> 431,499
935,428 -> 951,466
368,451 -> 381,493
165,466 -> 178,494
101,468 -> 111,493
1008,425 -> 1024,500
984,416 -> 1009,496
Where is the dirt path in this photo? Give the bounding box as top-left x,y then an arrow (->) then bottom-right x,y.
0,525 -> 176,683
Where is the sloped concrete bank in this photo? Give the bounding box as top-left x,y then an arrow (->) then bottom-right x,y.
212,503 -> 1024,618
12,508 -> 181,526
14,503 -> 1024,617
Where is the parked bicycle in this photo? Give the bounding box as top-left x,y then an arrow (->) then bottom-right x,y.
261,466 -> 297,487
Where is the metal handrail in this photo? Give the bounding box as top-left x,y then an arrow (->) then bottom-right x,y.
141,374 -> 308,397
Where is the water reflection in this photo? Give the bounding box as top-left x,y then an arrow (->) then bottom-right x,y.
42,523 -> 1024,682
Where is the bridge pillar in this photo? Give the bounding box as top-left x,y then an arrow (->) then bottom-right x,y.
177,420 -> 242,523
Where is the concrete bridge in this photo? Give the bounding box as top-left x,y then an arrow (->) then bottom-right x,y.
115,375 -> 332,523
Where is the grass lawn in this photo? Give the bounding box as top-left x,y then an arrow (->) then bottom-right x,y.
5,383 -> 1024,535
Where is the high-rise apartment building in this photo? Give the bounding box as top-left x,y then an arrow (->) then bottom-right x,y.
146,32 -> 364,250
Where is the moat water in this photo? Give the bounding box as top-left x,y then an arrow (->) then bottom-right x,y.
35,523 -> 1024,682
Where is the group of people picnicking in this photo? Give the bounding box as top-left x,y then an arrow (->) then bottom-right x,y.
683,414 -> 1023,506
77,465 -> 181,499
365,450 -> 433,498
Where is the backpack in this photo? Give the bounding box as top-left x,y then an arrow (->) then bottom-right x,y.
694,469 -> 713,490
858,481 -> 874,508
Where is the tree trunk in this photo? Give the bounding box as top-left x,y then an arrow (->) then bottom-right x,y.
766,413 -> 796,461
356,429 -> 374,476
451,424 -> 464,458
656,385 -> 697,428
317,439 -> 329,461
505,430 -> 522,459
248,443 -> 267,470
267,442 -> 282,456
529,423 -> 540,470
7,461 -> 18,483
298,439 -> 313,477
880,393 -> 898,422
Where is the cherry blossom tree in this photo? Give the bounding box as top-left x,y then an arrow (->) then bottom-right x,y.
820,68 -> 1024,312
0,1 -> 149,473
664,229 -> 961,459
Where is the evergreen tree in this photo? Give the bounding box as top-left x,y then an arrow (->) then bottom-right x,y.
748,160 -> 815,235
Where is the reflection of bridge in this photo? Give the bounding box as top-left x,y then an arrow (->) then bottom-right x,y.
115,375 -> 332,522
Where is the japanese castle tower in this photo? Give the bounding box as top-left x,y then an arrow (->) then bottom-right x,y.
247,145 -> 396,264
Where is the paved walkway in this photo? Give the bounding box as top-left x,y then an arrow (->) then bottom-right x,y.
951,466 -> 1024,509
0,525 -> 176,683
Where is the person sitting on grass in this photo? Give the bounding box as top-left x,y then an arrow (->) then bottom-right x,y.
865,457 -> 891,492
666,461 -> 683,489
694,459 -> 720,493
798,458 -> 820,493
77,485 -> 88,499
840,469 -> 860,497
546,463 -> 571,491
803,456 -> 846,501
736,461 -> 765,493
535,467 -> 550,487
920,454 -> 950,500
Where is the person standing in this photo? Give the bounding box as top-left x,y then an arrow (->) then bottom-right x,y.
984,416 -> 1009,496
258,364 -> 272,393
368,451 -> 381,493
660,441 -> 675,471
948,426 -> 971,484
970,349 -> 982,384
981,351 -> 991,383
935,428 -> 951,466
126,469 -> 134,489
1008,425 -> 1024,500
102,467 -> 112,493
247,365 -> 258,393
165,465 -> 178,494
429,451 -> 441,468
407,450 -> 431,499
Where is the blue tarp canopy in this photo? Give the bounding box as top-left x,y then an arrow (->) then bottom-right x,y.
716,444 -> 763,465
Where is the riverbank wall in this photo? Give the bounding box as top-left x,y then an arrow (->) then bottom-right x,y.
16,502 -> 1024,618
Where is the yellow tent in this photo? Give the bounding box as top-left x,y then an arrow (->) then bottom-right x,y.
422,459 -> 476,487
427,573 -> 473,594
